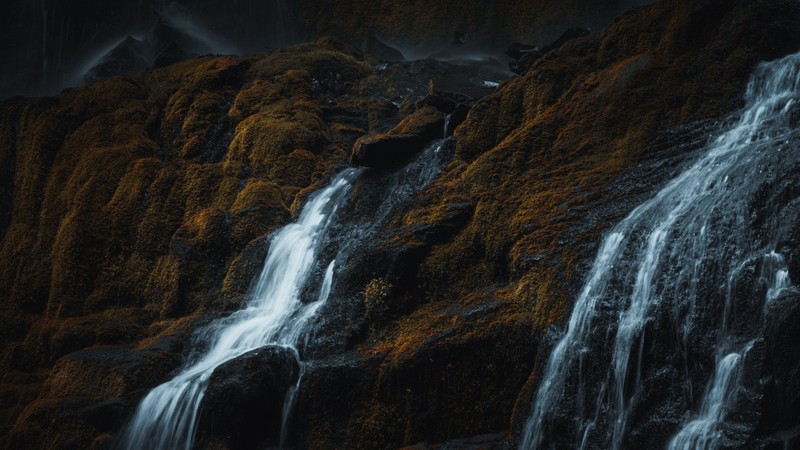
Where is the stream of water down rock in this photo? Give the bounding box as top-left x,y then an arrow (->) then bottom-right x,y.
521,51 -> 800,450
118,139 -> 449,449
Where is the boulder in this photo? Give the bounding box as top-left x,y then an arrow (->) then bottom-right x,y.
350,106 -> 445,170
197,345 -> 301,450
414,92 -> 473,136
351,134 -> 429,170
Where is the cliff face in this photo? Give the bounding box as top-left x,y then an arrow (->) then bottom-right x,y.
1,0 -> 799,449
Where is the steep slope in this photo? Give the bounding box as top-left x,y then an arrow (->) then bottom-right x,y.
291,0 -> 800,448
0,40 -> 394,449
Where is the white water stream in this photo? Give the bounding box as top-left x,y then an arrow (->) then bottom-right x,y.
121,137 -> 451,449
521,51 -> 800,450
120,169 -> 358,450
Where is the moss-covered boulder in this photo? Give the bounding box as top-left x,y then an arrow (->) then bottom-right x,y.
351,106 -> 445,169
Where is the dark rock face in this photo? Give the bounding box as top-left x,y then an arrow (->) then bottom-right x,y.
754,293 -> 800,447
298,0 -> 652,62
351,107 -> 445,170
351,134 -> 436,170
197,346 -> 300,450
293,318 -> 534,449
446,103 -> 470,136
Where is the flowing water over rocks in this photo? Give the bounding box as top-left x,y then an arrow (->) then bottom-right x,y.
521,51 -> 800,450
119,139 -> 451,449
119,169 -> 359,450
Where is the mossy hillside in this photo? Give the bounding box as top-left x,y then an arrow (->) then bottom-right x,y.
0,39 -> 408,447
294,1 -> 800,447
424,0 -> 800,328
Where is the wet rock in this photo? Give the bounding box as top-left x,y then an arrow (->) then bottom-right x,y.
414,92 -> 472,136
197,345 -> 301,450
754,293 -> 800,443
391,106 -> 447,138
291,354 -> 377,447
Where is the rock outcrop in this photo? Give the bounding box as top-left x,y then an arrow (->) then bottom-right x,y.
351,106 -> 445,170
198,346 -> 301,449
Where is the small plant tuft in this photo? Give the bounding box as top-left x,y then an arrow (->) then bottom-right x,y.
363,278 -> 392,320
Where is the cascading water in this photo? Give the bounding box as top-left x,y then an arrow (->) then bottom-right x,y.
119,169 -> 359,450
119,138 -> 451,449
521,51 -> 800,450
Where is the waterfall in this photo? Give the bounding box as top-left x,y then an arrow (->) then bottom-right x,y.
119,138 -> 451,449
119,169 -> 359,450
521,51 -> 800,450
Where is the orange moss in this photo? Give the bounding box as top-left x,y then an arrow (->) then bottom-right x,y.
357,6 -> 800,426
363,291 -> 527,366
249,40 -> 370,82
226,102 -> 326,176
0,38 -> 404,447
